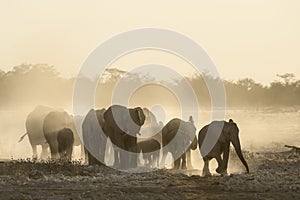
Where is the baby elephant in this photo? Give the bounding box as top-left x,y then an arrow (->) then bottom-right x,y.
57,128 -> 74,161
137,139 -> 161,168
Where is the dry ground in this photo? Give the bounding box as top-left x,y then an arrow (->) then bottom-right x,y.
0,150 -> 299,200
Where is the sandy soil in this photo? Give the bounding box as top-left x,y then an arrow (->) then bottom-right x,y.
0,150 -> 299,200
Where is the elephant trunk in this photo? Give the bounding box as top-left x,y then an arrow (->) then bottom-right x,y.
232,137 -> 249,173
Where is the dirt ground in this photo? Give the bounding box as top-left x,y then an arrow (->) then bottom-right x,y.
0,150 -> 299,200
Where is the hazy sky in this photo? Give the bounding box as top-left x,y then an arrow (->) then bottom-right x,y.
0,0 -> 299,85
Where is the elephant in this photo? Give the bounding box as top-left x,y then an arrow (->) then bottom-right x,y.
57,128 -> 74,161
82,108 -> 107,165
18,105 -> 54,159
19,106 -> 84,160
198,119 -> 249,177
160,117 -> 198,169
43,111 -> 74,160
137,138 -> 161,168
104,105 -> 145,169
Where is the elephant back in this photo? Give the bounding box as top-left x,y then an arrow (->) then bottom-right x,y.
25,105 -> 54,144
198,121 -> 227,148
162,118 -> 196,147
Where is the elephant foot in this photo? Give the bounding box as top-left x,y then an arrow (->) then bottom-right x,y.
181,165 -> 187,170
216,166 -> 226,174
32,157 -> 38,162
221,170 -> 229,176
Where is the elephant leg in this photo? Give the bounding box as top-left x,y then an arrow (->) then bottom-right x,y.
80,144 -> 85,159
153,152 -> 159,168
145,156 -> 150,167
173,153 -> 181,169
86,147 -> 100,165
31,145 -> 38,160
84,148 -> 89,164
173,158 -> 181,169
125,136 -> 137,168
40,143 -> 48,160
130,144 -> 138,168
202,158 -> 212,177
186,149 -> 193,169
49,143 -> 59,160
58,143 -> 65,160
160,153 -> 166,168
181,153 -> 187,170
113,147 -> 120,167
216,143 -> 230,174
119,148 -> 129,169
97,136 -> 107,166
59,151 -> 65,160
66,146 -> 73,161
86,149 -> 94,165
118,137 -> 131,169
123,149 -> 137,168
215,155 -> 223,174
148,155 -> 153,168
161,148 -> 168,168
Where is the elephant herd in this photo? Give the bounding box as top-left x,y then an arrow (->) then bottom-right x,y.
19,105 -> 249,176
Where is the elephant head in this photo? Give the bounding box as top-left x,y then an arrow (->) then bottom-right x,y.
217,120 -> 249,173
95,108 -> 107,131
129,107 -> 145,128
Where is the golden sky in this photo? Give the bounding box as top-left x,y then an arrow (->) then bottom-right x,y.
0,0 -> 299,85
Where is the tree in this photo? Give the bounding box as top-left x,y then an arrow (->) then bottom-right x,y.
276,73 -> 296,85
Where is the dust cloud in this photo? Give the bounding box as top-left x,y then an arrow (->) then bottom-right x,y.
0,65 -> 299,170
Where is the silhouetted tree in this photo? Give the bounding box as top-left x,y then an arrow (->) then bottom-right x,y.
0,65 -> 299,109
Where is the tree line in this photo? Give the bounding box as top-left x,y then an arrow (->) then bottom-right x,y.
0,64 -> 299,109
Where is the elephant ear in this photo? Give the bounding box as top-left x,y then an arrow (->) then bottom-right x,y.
135,107 -> 145,126
218,121 -> 231,143
96,108 -> 106,130
229,122 -> 239,137
224,120 -> 239,141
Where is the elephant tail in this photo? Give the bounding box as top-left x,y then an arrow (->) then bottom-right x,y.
18,132 -> 28,143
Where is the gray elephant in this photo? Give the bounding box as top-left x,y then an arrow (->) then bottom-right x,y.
198,119 -> 249,176
43,111 -> 73,160
57,128 -> 74,161
104,105 -> 145,169
82,108 -> 107,165
137,138 -> 160,168
161,117 -> 198,169
18,105 -> 54,159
